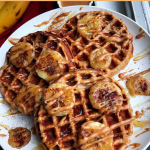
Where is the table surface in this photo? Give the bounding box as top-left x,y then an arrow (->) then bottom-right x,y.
0,1 -> 150,150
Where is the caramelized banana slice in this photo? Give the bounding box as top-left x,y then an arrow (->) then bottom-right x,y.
77,15 -> 102,38
15,84 -> 43,114
43,83 -> 75,116
89,48 -> 112,70
8,127 -> 31,149
78,121 -> 113,150
36,49 -> 66,82
10,42 -> 35,68
89,81 -> 123,113
126,75 -> 150,96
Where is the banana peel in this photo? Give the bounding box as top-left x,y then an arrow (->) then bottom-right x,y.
0,1 -> 30,35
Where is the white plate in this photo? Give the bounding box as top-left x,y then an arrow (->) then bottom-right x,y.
0,6 -> 150,150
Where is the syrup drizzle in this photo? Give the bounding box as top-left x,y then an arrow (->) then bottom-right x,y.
135,45 -> 150,57
0,108 -> 21,117
134,119 -> 150,128
0,100 -> 7,104
32,144 -> 45,150
134,51 -> 150,61
134,99 -> 150,108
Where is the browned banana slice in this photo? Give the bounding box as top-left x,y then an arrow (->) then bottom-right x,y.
89,48 -> 112,70
89,81 -> 123,113
15,84 -> 43,114
78,121 -> 113,150
10,42 -> 35,68
126,75 -> 150,96
8,127 -> 31,149
43,83 -> 75,116
36,49 -> 67,82
77,14 -> 102,38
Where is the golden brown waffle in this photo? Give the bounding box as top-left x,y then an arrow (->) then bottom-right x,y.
34,69 -> 133,150
60,11 -> 133,76
0,31 -> 76,114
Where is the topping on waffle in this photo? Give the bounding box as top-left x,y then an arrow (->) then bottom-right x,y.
60,11 -> 133,76
35,69 -> 133,150
43,83 -> 75,116
10,42 -> 35,68
89,81 -> 123,113
15,84 -> 43,114
126,75 -> 150,96
78,121 -> 113,150
36,50 -> 67,82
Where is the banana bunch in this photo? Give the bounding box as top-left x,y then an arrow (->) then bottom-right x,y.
0,1 -> 30,35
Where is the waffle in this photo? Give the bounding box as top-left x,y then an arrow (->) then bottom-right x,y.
34,69 -> 133,150
60,11 -> 133,76
0,30 -> 76,114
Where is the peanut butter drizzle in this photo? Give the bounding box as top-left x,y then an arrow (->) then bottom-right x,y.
0,99 -> 7,104
136,31 -> 145,39
125,143 -> 141,149
8,38 -> 20,45
120,68 -> 150,81
34,12 -> 58,27
118,72 -> 136,81
147,106 -> 150,110
0,134 -> 7,137
105,33 -> 133,43
80,7 -> 83,10
139,27 -> 143,32
10,42 -> 35,61
134,51 -> 150,61
48,12 -> 71,32
136,128 -> 150,137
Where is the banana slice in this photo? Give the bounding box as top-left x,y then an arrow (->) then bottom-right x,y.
10,42 -> 35,68
89,48 -> 111,70
36,49 -> 66,82
78,121 -> 113,150
77,15 -> 102,38
89,81 -> 123,113
15,84 -> 43,114
8,127 -> 31,149
43,83 -> 75,116
126,75 -> 150,96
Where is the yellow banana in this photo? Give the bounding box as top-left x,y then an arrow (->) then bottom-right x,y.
0,1 -> 6,11
0,1 -> 30,35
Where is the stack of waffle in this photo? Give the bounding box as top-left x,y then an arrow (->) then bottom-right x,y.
0,11 -> 134,150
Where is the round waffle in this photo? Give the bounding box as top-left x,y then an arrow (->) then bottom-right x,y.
60,11 -> 133,76
0,31 -> 76,114
34,69 -> 133,150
